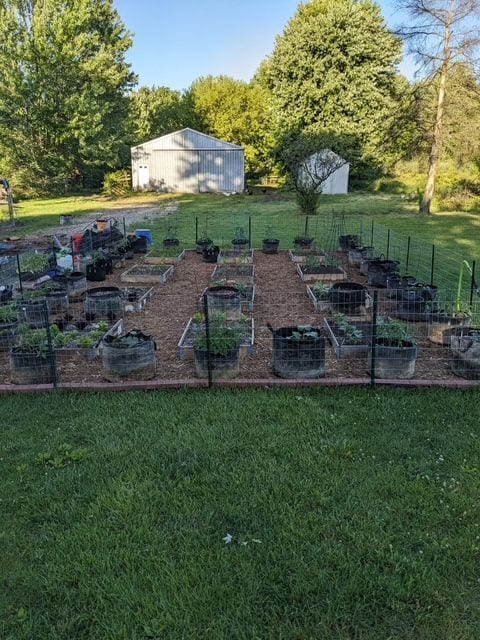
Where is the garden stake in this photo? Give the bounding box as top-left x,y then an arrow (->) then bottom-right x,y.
370,290 -> 378,386
470,260 -> 476,306
43,301 -> 57,389
405,236 -> 411,273
430,244 -> 435,286
202,293 -> 213,388
16,253 -> 23,294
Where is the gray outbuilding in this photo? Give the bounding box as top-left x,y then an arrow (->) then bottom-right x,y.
131,128 -> 245,193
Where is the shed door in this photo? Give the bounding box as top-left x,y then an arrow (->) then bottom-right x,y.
138,165 -> 150,190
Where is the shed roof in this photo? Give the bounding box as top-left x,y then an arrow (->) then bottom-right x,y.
131,128 -> 243,152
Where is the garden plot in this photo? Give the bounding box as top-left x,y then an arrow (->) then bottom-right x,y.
144,248 -> 186,265
177,316 -> 255,361
120,263 -> 174,284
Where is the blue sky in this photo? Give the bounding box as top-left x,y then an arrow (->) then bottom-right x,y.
113,0 -> 415,91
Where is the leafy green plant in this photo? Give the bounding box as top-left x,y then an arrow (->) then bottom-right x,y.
263,226 -> 278,242
0,303 -> 18,324
195,325 -> 240,356
333,314 -> 364,345
304,255 -> 322,270
232,226 -> 248,242
164,222 -> 179,241
286,325 -> 321,341
376,317 -> 415,346
19,252 -> 49,274
312,282 -> 331,299
192,312 -> 205,324
77,336 -> 95,349
37,443 -> 90,468
16,327 -> 49,356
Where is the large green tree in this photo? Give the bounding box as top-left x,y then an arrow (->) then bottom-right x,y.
0,0 -> 136,194
186,75 -> 274,176
129,86 -> 199,145
264,0 -> 406,181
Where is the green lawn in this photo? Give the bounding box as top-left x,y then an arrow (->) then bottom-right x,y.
4,190 -> 480,293
2,387 -> 480,639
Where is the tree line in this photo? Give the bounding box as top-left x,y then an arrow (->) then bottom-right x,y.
0,0 -> 479,214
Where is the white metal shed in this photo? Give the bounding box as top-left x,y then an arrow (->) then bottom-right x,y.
301,150 -> 350,195
131,128 -> 245,193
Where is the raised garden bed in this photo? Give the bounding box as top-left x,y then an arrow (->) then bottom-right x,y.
289,249 -> 326,264
306,284 -> 373,315
212,264 -> 255,285
323,317 -> 372,359
144,249 -> 185,265
296,263 -> 347,283
177,316 -> 255,362
217,249 -> 254,265
120,287 -> 154,312
120,264 -> 174,284
53,318 -> 123,361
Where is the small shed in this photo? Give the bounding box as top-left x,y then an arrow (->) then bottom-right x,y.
301,150 -> 349,195
131,128 -> 245,193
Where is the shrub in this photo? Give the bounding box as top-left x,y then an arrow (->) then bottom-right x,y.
102,170 -> 132,197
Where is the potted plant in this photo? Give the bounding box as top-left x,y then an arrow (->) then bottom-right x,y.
205,285 -> 241,321
269,323 -> 325,379
163,223 -> 180,249
193,324 -> 241,379
102,330 -> 156,381
203,244 -> 220,263
86,250 -> 107,282
450,327 -> 480,379
196,218 -> 212,253
19,290 -> 49,328
262,227 -> 279,254
231,226 -> 249,253
370,317 -> 417,379
324,313 -> 369,358
9,326 -> 56,385
293,234 -> 314,250
329,282 -> 367,315
367,257 -> 400,287
43,282 -> 69,315
0,302 -> 19,351
19,252 -> 50,281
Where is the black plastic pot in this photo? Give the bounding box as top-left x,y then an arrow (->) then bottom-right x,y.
163,238 -> 180,249
370,339 -> 417,379
203,245 -> 220,263
132,236 -> 148,254
196,238 -> 212,254
45,289 -> 69,315
206,286 -> 241,320
9,349 -> 56,385
339,235 -> 359,251
102,331 -> 156,381
0,319 -> 19,351
0,285 -> 13,303
86,261 -> 107,282
329,282 -> 367,314
231,238 -> 249,253
367,259 -> 400,287
194,346 -> 240,380
396,290 -> 427,322
271,326 -> 325,379
417,283 -> 438,302
85,287 -> 123,322
450,327 -> 480,379
386,275 -> 417,299
348,245 -> 374,267
262,239 -> 279,254
294,237 -> 314,250
19,298 -> 48,328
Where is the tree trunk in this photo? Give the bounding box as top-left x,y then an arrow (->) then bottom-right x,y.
420,23 -> 451,216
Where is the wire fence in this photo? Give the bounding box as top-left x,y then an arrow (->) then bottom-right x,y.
1,212 -> 479,388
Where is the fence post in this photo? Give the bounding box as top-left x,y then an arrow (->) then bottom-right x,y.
195,216 -> 198,243
359,215 -> 364,245
248,215 -> 252,249
470,260 -> 476,307
123,217 -> 127,248
405,236 -> 411,274
202,292 -> 213,388
370,290 -> 378,386
43,300 -> 57,389
430,244 -> 435,286
16,253 -> 23,295
386,229 -> 391,260
370,220 -> 374,248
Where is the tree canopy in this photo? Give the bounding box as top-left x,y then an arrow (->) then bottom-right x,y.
0,0 -> 136,194
264,0 -> 406,180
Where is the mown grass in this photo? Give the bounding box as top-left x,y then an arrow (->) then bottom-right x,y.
2,387 -> 480,639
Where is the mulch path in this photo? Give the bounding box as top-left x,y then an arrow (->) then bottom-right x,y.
0,249 -> 470,385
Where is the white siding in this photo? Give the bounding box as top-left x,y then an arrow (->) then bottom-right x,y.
131,128 -> 244,193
